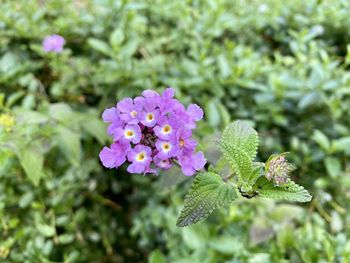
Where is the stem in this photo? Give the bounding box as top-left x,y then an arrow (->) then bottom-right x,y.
223,173 -> 234,182
172,159 -> 181,168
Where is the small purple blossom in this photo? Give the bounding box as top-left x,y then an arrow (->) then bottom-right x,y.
117,98 -> 142,124
42,34 -> 65,53
99,140 -> 131,169
153,119 -> 177,141
154,157 -> 172,170
179,150 -> 206,176
155,140 -> 178,160
102,107 -> 123,136
99,87 -> 206,175
113,124 -> 142,143
127,145 -> 152,173
177,129 -> 197,153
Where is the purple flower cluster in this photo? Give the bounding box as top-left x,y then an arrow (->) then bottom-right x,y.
42,34 -> 65,53
99,88 -> 206,176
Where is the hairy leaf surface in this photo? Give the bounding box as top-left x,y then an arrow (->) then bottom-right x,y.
220,121 -> 258,160
255,177 -> 312,202
177,172 -> 237,227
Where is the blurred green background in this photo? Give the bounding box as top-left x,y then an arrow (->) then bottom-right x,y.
1,0 -> 350,262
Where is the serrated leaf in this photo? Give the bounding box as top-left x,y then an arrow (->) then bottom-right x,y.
220,121 -> 258,160
255,177 -> 312,202
219,141 -> 255,184
176,172 -> 237,227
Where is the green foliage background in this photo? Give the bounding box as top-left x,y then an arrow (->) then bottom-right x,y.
1,0 -> 350,262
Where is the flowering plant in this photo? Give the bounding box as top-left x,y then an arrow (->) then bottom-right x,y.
99,89 -> 312,227
99,88 -> 206,176
176,121 -> 312,227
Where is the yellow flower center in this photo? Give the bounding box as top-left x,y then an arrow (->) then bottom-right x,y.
162,143 -> 171,152
146,113 -> 154,121
125,130 -> 134,138
130,111 -> 137,117
136,152 -> 146,161
162,125 -> 171,134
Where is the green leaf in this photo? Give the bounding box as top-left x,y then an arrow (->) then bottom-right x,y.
19,192 -> 34,208
298,92 -> 323,110
219,141 -> 255,185
17,143 -> 45,186
312,130 -> 330,151
220,121 -> 259,160
87,38 -> 112,56
255,177 -> 312,203
110,28 -> 125,48
56,126 -> 81,165
176,172 -> 237,227
58,233 -> 75,244
48,103 -> 73,122
250,164 -> 263,185
148,249 -> 166,263
324,157 -> 341,178
217,54 -> 231,77
333,136 -> 350,154
37,223 -> 55,237
217,103 -> 231,127
205,100 -> 221,127
219,121 -> 261,186
81,116 -> 109,145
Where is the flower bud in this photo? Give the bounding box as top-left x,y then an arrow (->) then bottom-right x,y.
265,154 -> 295,186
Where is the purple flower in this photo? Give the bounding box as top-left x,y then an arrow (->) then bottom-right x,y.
153,118 -> 177,140
140,101 -> 160,127
186,104 -> 204,128
113,124 -> 141,143
127,145 -> 152,173
42,34 -> 65,53
102,107 -> 123,136
142,90 -> 161,106
177,129 -> 197,153
155,140 -> 179,160
99,87 -> 206,176
117,98 -> 142,124
99,140 -> 130,168
154,157 -> 172,169
179,150 -> 206,176
158,88 -> 183,115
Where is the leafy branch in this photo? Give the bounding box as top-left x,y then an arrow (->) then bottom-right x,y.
177,121 -> 312,227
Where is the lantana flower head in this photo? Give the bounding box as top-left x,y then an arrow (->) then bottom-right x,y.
42,34 -> 65,53
99,88 -> 206,176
